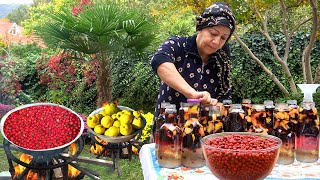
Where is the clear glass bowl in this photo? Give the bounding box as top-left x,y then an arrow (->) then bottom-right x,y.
201,132 -> 282,180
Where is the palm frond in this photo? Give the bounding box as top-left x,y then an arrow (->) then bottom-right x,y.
34,3 -> 156,56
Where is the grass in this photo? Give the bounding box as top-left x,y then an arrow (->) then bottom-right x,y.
0,134 -> 144,180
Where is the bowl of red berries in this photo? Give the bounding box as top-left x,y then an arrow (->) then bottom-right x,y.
201,132 -> 282,180
0,103 -> 84,161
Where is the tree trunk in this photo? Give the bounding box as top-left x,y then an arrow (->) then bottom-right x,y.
313,64 -> 320,84
96,53 -> 111,107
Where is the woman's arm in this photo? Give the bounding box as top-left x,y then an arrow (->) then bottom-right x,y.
157,62 -> 217,106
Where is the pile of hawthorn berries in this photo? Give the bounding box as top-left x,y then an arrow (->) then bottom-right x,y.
203,134 -> 279,180
3,105 -> 81,150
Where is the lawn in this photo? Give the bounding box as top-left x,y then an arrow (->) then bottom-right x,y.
0,134 -> 144,180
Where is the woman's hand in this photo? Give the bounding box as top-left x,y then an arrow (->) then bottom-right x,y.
189,91 -> 218,106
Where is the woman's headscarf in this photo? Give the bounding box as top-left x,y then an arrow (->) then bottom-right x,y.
196,2 -> 236,37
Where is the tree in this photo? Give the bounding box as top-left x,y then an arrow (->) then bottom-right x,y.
6,5 -> 30,26
232,0 -> 319,97
22,0 -> 77,35
34,1 -> 155,107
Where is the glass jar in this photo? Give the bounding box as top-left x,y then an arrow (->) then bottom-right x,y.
181,99 -> 206,168
296,101 -> 319,163
158,107 -> 182,168
154,102 -> 171,158
178,102 -> 188,128
287,100 -> 299,133
200,104 -> 210,134
211,106 -> 223,133
223,104 -> 246,132
221,99 -> 232,122
274,103 -> 295,165
249,104 -> 268,134
264,100 -> 275,135
242,99 -> 252,128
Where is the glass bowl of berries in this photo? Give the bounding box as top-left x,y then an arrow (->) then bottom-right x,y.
201,132 -> 282,180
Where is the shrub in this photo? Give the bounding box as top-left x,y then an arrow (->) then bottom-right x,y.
0,104 -> 15,119
111,51 -> 159,112
0,56 -> 22,104
34,52 -> 98,113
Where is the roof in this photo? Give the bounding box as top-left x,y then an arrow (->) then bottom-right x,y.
0,19 -> 42,46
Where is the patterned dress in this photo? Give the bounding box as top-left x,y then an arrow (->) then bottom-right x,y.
151,35 -> 232,118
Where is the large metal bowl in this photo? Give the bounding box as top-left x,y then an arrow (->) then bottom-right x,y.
0,103 -> 84,161
87,106 -> 146,143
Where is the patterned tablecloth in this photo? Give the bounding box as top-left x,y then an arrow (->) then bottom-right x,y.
139,143 -> 320,180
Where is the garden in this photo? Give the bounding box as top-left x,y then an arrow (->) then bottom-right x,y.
0,0 -> 319,179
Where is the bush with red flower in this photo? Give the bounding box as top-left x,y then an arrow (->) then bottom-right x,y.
35,52 -> 98,114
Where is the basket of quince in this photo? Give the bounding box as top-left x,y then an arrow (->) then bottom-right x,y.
86,103 -> 146,143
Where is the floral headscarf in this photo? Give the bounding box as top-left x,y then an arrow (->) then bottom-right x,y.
196,2 -> 236,36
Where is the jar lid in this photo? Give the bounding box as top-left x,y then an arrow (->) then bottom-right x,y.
264,100 -> 275,108
187,99 -> 201,103
300,101 -> 315,110
275,103 -> 289,111
287,100 -> 297,105
160,102 -> 171,108
222,99 -> 232,105
231,104 -> 244,113
242,99 -> 251,103
252,104 -> 265,110
166,104 -> 176,109
165,108 -> 177,113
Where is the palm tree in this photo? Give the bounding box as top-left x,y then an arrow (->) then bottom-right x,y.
34,2 -> 155,107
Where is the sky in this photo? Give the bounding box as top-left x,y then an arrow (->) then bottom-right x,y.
0,0 -> 34,4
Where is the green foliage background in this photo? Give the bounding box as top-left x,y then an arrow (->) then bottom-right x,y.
230,32 -> 320,105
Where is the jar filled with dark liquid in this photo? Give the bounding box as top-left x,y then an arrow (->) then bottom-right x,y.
287,100 -> 299,133
274,103 -> 295,165
249,104 -> 268,134
181,99 -> 205,168
264,100 -> 275,135
158,107 -> 182,168
296,101 -> 319,163
221,99 -> 232,122
154,102 -> 171,157
242,99 -> 252,129
200,104 -> 210,135
223,104 -> 246,132
178,102 -> 188,128
211,106 -> 223,133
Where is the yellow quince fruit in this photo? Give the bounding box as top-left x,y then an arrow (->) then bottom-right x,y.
104,103 -> 120,116
132,117 -> 144,130
87,115 -> 99,128
100,115 -> 114,128
94,125 -> 105,135
113,120 -> 121,128
119,113 -> 133,125
120,124 -> 133,136
105,126 -> 120,137
133,111 -> 141,118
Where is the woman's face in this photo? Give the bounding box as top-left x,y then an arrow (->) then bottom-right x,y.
196,25 -> 231,61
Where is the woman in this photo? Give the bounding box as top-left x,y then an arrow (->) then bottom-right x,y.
151,2 -> 236,121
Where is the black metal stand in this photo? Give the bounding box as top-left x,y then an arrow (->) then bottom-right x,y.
89,132 -> 144,177
1,137 -> 100,180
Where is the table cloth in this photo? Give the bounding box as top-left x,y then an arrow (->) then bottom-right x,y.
139,143 -> 320,180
